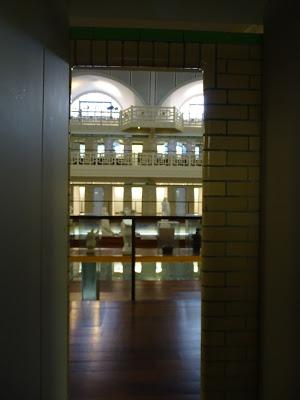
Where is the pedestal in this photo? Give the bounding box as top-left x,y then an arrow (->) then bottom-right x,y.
82,263 -> 99,300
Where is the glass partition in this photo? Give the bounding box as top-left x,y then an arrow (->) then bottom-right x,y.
69,215 -> 202,301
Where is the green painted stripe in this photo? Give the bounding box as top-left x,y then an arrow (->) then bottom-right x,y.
70,26 -> 262,44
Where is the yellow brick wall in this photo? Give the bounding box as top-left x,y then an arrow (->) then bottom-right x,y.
201,43 -> 261,400
72,37 -> 262,400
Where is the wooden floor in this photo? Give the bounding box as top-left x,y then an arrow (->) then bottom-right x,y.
69,281 -> 201,399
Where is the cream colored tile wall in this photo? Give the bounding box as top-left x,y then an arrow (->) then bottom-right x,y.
201,42 -> 261,400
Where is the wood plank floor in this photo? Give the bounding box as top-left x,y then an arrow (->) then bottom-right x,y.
69,281 -> 201,399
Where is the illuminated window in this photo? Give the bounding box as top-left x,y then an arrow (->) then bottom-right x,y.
156,187 -> 168,215
112,186 -> 124,215
131,187 -> 143,215
97,143 -> 105,155
71,92 -> 120,119
113,262 -> 123,273
73,186 -> 85,215
79,143 -> 85,158
195,145 -> 201,158
113,140 -> 124,155
176,142 -> 187,155
194,187 -> 202,215
157,142 -> 168,155
132,144 -> 143,154
180,95 -> 204,122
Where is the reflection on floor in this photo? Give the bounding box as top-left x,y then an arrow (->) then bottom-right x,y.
69,281 -> 201,400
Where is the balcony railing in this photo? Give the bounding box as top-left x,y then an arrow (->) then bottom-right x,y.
70,151 -> 202,167
70,106 -> 203,131
70,110 -> 120,127
120,106 -> 183,131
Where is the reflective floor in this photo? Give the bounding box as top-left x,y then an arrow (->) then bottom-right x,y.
69,281 -> 201,399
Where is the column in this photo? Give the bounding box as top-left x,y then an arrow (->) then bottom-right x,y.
124,184 -> 132,213
142,184 -> 156,215
186,139 -> 194,154
201,42 -> 262,400
186,186 -> 194,215
103,185 -> 112,215
85,137 -> 95,154
84,185 -> 94,215
143,132 -> 156,153
168,138 -> 176,153
124,138 -> 131,154
104,138 -> 113,153
168,186 -> 176,215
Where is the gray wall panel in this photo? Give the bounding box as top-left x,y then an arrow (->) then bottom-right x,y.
261,1 -> 300,398
0,19 -> 44,398
41,49 -> 69,400
0,1 -> 69,398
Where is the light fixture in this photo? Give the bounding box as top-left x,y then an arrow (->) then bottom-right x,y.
193,262 -> 199,273
135,262 -> 142,273
156,262 -> 162,273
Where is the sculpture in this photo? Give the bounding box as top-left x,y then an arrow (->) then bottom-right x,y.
121,219 -> 132,254
86,229 -> 100,254
100,206 -> 113,236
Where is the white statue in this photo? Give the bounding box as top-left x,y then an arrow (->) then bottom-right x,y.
123,206 -> 131,216
162,197 -> 171,216
100,206 -> 113,236
86,229 -> 100,254
121,219 -> 132,254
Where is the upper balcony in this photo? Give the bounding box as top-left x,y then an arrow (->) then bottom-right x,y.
120,106 -> 183,132
70,106 -> 204,135
70,151 -> 202,179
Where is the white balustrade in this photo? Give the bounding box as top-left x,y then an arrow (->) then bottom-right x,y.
70,106 -> 203,130
70,151 -> 202,167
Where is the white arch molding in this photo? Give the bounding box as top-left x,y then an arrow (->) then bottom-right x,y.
71,74 -> 145,109
160,79 -> 203,108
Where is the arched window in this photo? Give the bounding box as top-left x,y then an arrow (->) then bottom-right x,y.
71,92 -> 121,119
180,95 -> 204,123
113,140 -> 124,155
176,142 -> 187,155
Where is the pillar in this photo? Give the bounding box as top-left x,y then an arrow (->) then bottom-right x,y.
142,184 -> 156,215
85,136 -> 95,154
84,185 -> 94,215
104,138 -> 113,153
168,139 -> 176,153
124,138 -> 131,154
168,186 -> 176,215
104,185 -> 112,215
186,186 -> 194,215
124,184 -> 132,213
201,42 -> 262,400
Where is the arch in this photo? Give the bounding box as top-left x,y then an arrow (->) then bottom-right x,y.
71,73 -> 145,109
159,79 -> 203,109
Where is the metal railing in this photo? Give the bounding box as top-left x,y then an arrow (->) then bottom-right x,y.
120,105 -> 183,129
70,199 -> 203,217
70,110 -> 120,126
70,151 -> 202,167
70,106 -> 203,129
